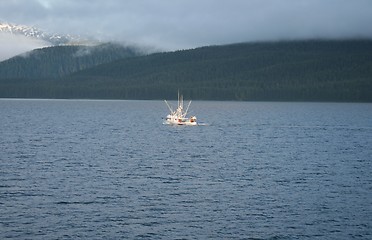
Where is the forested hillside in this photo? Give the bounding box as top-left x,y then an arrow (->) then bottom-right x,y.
1,40 -> 372,101
0,43 -> 139,79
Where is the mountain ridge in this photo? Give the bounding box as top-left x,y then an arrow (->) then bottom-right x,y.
1,39 -> 371,101
0,22 -> 92,46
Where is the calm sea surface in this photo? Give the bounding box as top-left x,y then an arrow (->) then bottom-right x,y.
0,99 -> 371,239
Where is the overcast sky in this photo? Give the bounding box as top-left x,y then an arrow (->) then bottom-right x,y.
1,0 -> 372,50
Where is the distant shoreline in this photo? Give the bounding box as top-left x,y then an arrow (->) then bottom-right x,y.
1,97 -> 371,104
1,40 -> 371,102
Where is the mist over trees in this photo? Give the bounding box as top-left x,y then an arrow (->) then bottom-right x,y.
0,43 -> 140,79
1,40 -> 371,102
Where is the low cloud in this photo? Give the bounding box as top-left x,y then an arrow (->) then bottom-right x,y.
0,33 -> 50,61
1,0 -> 372,51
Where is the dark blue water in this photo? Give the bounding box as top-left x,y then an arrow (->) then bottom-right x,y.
1,99 -> 371,239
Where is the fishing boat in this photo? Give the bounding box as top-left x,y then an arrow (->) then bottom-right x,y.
164,92 -> 197,126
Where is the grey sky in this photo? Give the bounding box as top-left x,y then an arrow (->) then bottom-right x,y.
1,0 -> 372,50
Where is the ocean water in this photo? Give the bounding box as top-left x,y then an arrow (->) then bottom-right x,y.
0,99 -> 371,239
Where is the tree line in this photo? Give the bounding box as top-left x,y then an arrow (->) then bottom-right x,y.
1,40 -> 371,101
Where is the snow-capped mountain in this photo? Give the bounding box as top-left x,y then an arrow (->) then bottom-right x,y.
0,22 -> 90,45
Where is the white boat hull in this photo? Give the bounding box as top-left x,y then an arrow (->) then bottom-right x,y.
164,115 -> 197,126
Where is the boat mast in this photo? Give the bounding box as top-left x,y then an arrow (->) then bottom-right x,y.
178,90 -> 180,109
181,92 -> 184,109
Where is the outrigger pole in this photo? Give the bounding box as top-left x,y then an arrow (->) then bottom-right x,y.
164,100 -> 173,113
184,100 -> 192,117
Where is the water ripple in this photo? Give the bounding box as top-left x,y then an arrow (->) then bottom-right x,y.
0,100 -> 371,239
